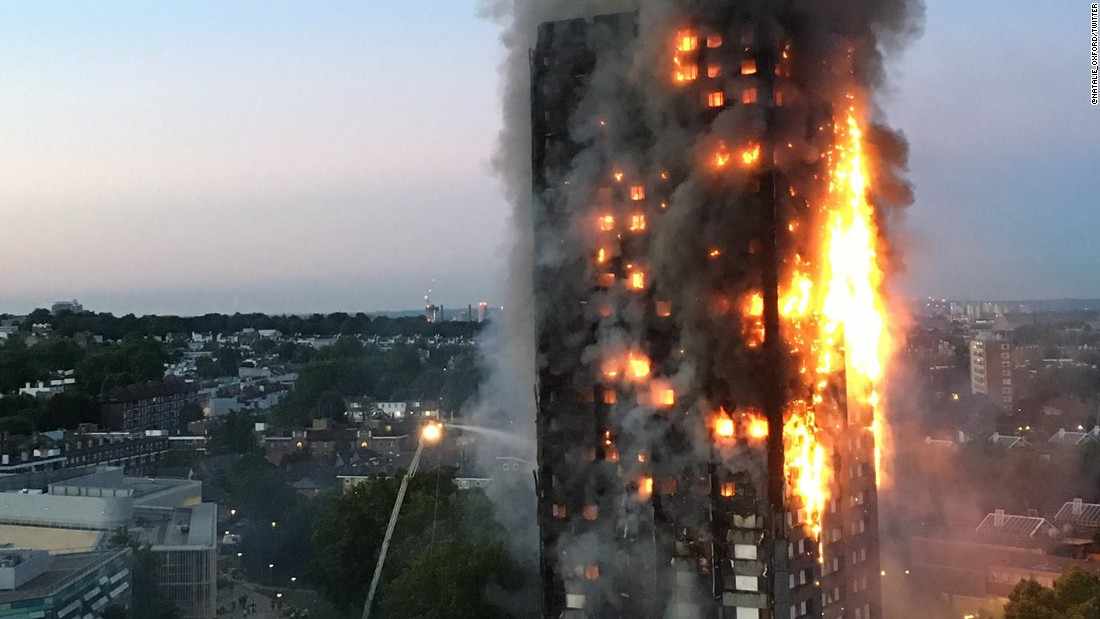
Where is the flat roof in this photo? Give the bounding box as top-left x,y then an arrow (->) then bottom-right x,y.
131,503 -> 216,549
0,549 -> 127,604
0,525 -> 103,553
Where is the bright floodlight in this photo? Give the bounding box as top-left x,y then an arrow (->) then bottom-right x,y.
421,422 -> 443,444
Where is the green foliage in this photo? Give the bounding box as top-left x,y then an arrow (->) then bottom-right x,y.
310,468 -> 527,616
314,390 -> 347,421
380,539 -> 524,619
0,394 -> 38,434
76,338 -> 168,395
196,345 -> 240,379
27,309 -> 481,340
131,546 -> 182,619
1005,569 -> 1100,619
39,392 -> 100,430
177,402 -> 204,432
209,410 -> 257,455
218,454 -> 317,585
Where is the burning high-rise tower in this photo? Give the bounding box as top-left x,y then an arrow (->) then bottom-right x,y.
523,2 -> 918,618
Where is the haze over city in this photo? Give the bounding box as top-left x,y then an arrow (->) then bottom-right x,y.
0,0 -> 1095,315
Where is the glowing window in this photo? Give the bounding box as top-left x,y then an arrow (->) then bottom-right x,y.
629,271 -> 646,290
627,353 -> 650,380
584,564 -> 600,580
582,504 -> 599,520
706,34 -> 723,48
742,88 -> 758,105
603,389 -> 617,405
597,272 -> 615,288
676,30 -> 698,52
656,300 -> 672,317
630,185 -> 645,201
596,247 -> 608,264
605,446 -> 619,462
639,476 -> 653,499
629,213 -> 647,232
653,386 -> 674,407
552,504 -> 567,519
707,64 -> 721,78
721,481 -> 736,497
706,91 -> 725,108
673,63 -> 698,83
741,58 -> 758,75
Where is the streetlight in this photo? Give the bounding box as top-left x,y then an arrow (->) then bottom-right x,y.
236,552 -> 243,558
290,577 -> 297,584
271,521 -> 278,528
362,422 -> 444,619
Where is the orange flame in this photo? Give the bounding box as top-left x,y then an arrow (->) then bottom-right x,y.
627,352 -> 651,381
745,414 -> 769,440
740,143 -> 761,166
773,100 -> 894,544
676,30 -> 698,52
820,105 -> 892,486
715,416 -> 735,440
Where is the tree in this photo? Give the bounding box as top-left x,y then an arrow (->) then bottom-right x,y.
177,402 -> 203,433
1005,569 -> 1100,619
310,468 -> 531,615
314,390 -> 347,421
130,546 -> 182,619
379,539 -> 525,619
209,410 -> 256,454
38,392 -> 99,431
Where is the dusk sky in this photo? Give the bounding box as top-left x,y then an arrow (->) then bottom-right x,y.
0,1 -> 1095,315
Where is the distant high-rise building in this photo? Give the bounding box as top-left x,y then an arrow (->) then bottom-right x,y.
50,299 -> 83,315
970,330 -> 1015,409
477,301 -> 488,323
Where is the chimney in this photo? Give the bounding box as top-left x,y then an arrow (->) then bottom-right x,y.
1073,498 -> 1084,516
994,509 -> 1006,528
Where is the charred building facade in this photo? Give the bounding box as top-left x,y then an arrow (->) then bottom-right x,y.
531,8 -> 885,619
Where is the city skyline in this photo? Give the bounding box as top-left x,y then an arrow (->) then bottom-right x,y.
0,0 -> 1095,315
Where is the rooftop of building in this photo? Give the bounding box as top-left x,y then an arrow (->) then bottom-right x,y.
101,379 -> 198,404
0,548 -> 128,604
975,511 -> 1059,541
49,467 -> 201,505
130,503 -> 216,549
0,525 -> 103,553
1054,500 -> 1100,528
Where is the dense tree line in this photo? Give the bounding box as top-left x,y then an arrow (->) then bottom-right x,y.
271,338 -> 482,427
0,336 -> 167,396
205,453 -> 530,618
16,309 -> 483,340
310,467 -> 530,617
0,336 -> 171,435
1005,569 -> 1100,618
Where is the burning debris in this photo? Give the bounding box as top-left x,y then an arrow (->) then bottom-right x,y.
484,0 -> 921,616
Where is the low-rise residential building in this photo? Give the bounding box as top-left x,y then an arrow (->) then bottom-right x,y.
0,431 -> 170,477
101,381 -> 200,432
